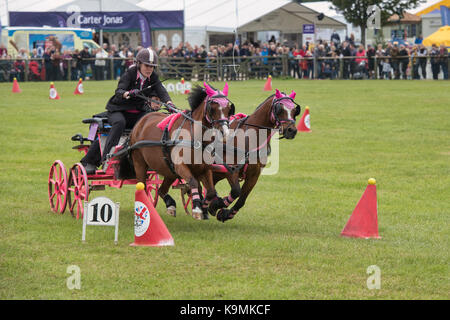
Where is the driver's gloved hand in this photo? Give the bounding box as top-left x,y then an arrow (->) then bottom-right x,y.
127,89 -> 139,99
166,101 -> 176,113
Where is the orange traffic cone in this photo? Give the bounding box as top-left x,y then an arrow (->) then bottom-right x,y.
74,78 -> 84,95
263,75 -> 272,91
341,178 -> 380,239
12,78 -> 21,93
297,106 -> 311,132
130,183 -> 175,247
49,82 -> 60,100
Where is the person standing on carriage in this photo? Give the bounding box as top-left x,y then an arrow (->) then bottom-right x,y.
80,48 -> 175,174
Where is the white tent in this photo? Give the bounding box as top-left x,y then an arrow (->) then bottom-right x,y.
137,0 -> 346,46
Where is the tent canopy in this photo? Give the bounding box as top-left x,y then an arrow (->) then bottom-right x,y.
138,0 -> 346,33
238,1 -> 346,33
423,25 -> 450,46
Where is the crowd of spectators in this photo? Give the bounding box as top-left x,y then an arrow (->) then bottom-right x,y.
0,33 -> 448,82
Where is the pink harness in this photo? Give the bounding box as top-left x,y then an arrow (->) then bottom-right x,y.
157,112 -> 183,131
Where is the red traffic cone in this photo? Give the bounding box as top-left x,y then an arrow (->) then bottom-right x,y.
263,75 -> 272,91
12,78 -> 22,93
297,106 -> 311,132
130,183 -> 175,247
341,178 -> 380,239
74,78 -> 84,95
49,82 -> 60,100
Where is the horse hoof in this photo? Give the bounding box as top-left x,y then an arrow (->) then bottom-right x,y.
217,209 -> 234,223
207,206 -> 217,217
192,207 -> 203,220
166,206 -> 176,217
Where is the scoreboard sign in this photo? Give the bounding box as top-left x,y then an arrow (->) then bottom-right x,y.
82,197 -> 120,244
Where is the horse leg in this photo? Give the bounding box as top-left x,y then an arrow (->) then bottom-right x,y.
197,182 -> 209,220
221,172 -> 241,208
217,169 -> 260,223
132,150 -> 148,183
198,170 -> 221,219
158,177 -> 177,217
175,165 -> 203,220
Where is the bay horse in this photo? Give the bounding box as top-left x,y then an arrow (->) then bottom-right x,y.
130,83 -> 235,220
210,89 -> 300,222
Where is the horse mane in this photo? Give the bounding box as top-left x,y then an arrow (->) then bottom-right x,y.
254,94 -> 275,112
188,84 -> 220,111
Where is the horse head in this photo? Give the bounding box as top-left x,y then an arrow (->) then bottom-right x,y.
269,89 -> 300,139
202,82 -> 235,141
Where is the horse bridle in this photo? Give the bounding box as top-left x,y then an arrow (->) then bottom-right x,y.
204,93 -> 235,127
271,96 -> 301,129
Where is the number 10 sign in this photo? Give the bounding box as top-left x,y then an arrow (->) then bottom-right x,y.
82,197 -> 120,244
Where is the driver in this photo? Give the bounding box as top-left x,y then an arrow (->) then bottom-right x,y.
80,48 -> 174,174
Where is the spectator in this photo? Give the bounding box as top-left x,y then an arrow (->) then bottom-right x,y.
43,47 -> 53,81
330,30 -> 340,48
390,43 -> 400,79
438,44 -> 448,80
13,58 -> 25,81
103,43 -> 111,79
314,44 -> 326,79
94,47 -> 108,80
375,43 -> 385,79
382,58 -> 392,79
125,51 -> 134,70
48,36 -> 62,53
109,44 -> 121,79
414,34 -> 423,45
341,41 -> 352,79
398,44 -> 409,80
430,44 -> 440,80
354,44 -> 368,79
80,46 -> 91,80
366,44 -> 376,79
411,45 -> 420,79
417,44 -> 428,79
62,50 -> 72,80
72,49 -> 82,80
51,50 -> 62,81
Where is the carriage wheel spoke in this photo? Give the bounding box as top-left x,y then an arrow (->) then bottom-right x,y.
76,201 -> 81,219
70,198 -> 76,212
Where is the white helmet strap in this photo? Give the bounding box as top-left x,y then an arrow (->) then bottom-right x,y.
148,48 -> 154,64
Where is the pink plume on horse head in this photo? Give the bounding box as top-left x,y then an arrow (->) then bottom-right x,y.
204,82 -> 216,97
289,90 -> 296,99
275,89 -> 283,99
222,82 -> 229,96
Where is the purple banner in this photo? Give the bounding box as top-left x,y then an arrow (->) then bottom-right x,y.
441,5 -> 450,26
138,13 -> 151,48
302,24 -> 315,34
9,11 -> 184,46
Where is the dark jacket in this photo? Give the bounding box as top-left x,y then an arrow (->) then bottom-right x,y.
106,65 -> 171,113
80,49 -> 91,65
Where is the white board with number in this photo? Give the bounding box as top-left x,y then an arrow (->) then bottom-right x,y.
82,197 -> 120,244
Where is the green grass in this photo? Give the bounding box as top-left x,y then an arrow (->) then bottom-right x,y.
0,79 -> 449,300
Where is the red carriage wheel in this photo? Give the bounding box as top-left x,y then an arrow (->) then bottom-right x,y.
180,182 -> 207,215
48,160 -> 68,214
145,172 -> 161,207
67,163 -> 89,220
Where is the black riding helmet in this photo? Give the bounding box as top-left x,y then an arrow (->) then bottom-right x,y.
136,48 -> 158,68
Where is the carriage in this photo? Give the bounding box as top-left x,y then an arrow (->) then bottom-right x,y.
47,113 -> 201,219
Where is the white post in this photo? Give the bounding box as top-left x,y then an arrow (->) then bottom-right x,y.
82,201 -> 87,243
114,202 -> 120,245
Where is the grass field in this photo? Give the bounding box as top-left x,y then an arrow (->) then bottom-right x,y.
0,79 -> 449,300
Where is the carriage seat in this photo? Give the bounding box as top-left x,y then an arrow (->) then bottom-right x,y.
82,111 -> 132,135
